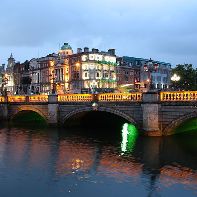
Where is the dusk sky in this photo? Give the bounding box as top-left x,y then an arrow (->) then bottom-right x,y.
0,0 -> 197,67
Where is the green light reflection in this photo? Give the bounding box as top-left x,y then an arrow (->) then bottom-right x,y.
121,123 -> 138,154
175,118 -> 197,134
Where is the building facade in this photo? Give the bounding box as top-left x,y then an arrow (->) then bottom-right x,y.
69,47 -> 117,93
5,54 -> 15,94
117,56 -> 171,92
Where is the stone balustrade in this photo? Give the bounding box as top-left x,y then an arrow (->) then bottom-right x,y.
160,91 -> 197,101
0,91 -> 196,103
58,94 -> 93,102
98,93 -> 142,102
7,96 -> 26,102
29,95 -> 48,102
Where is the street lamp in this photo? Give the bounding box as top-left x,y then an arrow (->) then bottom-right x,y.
171,73 -> 180,90
49,70 -> 57,94
143,58 -> 159,91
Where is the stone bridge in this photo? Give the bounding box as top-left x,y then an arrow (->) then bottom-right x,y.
0,91 -> 196,136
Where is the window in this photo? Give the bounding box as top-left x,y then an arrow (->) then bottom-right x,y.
103,72 -> 108,78
163,77 -> 167,83
96,72 -> 100,77
157,76 -> 161,82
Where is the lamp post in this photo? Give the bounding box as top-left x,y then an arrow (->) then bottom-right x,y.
143,58 -> 159,91
49,70 -> 57,94
171,73 -> 180,90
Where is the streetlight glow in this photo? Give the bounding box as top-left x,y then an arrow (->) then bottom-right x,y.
171,73 -> 180,82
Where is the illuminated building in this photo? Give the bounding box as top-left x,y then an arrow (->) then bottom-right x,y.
5,53 -> 15,94
117,56 -> 171,92
29,43 -> 71,94
30,54 -> 58,94
69,47 -> 117,93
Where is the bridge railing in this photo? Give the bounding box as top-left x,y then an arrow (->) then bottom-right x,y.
7,96 -> 27,102
0,91 -> 196,103
160,91 -> 197,101
58,94 -> 93,102
29,95 -> 48,102
98,93 -> 142,102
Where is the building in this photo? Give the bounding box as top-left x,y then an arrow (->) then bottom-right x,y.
116,57 -> 136,92
29,43 -> 71,95
13,62 -> 23,94
69,47 -> 117,93
5,54 -> 15,94
30,54 -> 58,94
141,59 -> 171,91
117,56 -> 171,92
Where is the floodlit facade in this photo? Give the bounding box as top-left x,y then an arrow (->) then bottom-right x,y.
69,47 -> 117,93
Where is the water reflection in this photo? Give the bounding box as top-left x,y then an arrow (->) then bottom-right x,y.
0,127 -> 196,196
121,123 -> 138,154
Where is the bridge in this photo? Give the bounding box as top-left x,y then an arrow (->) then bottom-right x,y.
0,91 -> 196,136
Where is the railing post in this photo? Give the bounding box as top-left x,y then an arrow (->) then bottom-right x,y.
26,96 -> 29,103
93,94 -> 98,102
141,92 -> 162,136
48,95 -> 58,126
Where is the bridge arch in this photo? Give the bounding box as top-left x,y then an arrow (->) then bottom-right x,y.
10,106 -> 48,123
63,106 -> 137,126
163,111 -> 197,135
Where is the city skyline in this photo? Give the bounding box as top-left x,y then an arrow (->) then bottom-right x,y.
0,0 -> 197,67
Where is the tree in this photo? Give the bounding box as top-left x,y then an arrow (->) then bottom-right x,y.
171,64 -> 197,91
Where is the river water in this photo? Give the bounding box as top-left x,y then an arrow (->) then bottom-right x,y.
0,125 -> 196,197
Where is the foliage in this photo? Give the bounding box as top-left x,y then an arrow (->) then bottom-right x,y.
171,64 -> 197,90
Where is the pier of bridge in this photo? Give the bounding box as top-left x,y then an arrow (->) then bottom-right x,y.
0,91 -> 196,136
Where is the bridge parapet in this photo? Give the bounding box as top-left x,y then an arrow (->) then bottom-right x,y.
8,96 -> 26,102
29,95 -> 48,102
58,94 -> 93,102
160,91 -> 197,102
0,91 -> 196,104
98,93 -> 142,102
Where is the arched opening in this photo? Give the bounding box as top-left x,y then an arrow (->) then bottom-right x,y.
64,111 -> 135,129
173,117 -> 197,135
163,112 -> 197,136
11,110 -> 47,127
169,118 -> 197,156
63,110 -> 139,143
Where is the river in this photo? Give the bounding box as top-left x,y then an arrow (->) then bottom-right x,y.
0,124 -> 196,197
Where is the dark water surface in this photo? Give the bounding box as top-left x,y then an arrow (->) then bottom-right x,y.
0,126 -> 196,197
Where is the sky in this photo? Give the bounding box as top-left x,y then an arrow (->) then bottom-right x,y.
0,0 -> 197,67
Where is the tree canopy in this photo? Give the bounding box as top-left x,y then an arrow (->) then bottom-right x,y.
171,64 -> 197,91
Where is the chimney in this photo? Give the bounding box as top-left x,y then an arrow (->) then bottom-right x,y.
92,48 -> 99,53
108,49 -> 116,56
77,48 -> 82,53
84,47 -> 89,53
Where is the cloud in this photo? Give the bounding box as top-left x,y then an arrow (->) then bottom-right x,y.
0,0 -> 197,66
